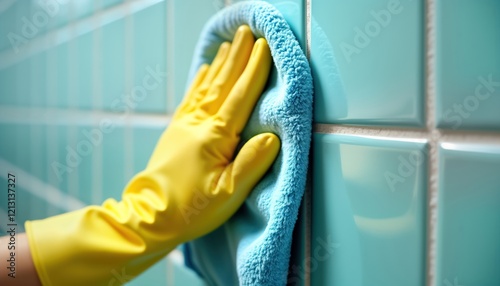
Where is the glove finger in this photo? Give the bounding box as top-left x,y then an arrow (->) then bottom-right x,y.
216,133 -> 280,200
174,63 -> 209,118
199,25 -> 255,114
190,41 -> 231,110
216,38 -> 272,134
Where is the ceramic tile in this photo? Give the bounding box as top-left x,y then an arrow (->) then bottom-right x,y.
50,124 -> 67,186
16,58 -> 31,106
132,126 -> 164,174
101,18 -> 126,110
311,0 -> 424,126
53,122 -> 106,206
312,133 -> 427,286
45,43 -> 69,108
102,126 -> 126,201
73,124 -> 98,205
0,66 -> 17,106
0,3 -> 17,51
168,256 -> 206,286
133,2 -> 167,113
171,0 -> 218,110
71,32 -> 93,109
15,123 -> 31,174
127,257 -> 167,286
30,51 -> 47,107
6,1 -> 40,53
437,143 -> 500,285
42,125 -> 67,217
28,123 -> 47,184
0,124 -> 22,165
435,0 -> 500,130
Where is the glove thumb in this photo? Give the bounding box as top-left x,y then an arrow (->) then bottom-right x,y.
218,132 -> 280,200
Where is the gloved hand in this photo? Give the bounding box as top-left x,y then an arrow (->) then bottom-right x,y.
25,25 -> 280,286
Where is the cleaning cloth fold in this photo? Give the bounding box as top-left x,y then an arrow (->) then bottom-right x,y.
183,2 -> 313,285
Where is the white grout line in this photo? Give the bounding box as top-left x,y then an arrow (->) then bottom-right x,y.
0,0 -> 164,70
426,0 -> 437,285
314,124 -> 500,143
0,158 -> 87,212
315,124 -> 429,139
0,106 -> 171,127
305,0 -> 311,60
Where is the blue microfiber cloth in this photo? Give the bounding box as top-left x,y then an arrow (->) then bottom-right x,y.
183,2 -> 313,285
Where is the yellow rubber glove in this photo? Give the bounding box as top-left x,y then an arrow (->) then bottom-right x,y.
25,25 -> 280,286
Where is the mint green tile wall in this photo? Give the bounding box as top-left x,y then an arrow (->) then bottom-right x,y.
133,126 -> 164,174
0,66 -> 17,105
133,1 -> 167,113
68,124 -> 95,205
0,3 -> 15,51
437,144 -> 500,285
2,1 -> 499,285
312,134 -> 427,286
71,33 -> 93,109
436,0 -> 500,130
30,51 -> 47,107
101,18 -> 126,110
55,43 -> 69,107
309,1 -> 500,286
169,0 -> 220,109
0,124 -> 17,164
311,0 -> 424,126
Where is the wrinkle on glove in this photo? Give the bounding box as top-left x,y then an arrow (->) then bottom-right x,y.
183,2 -> 313,285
